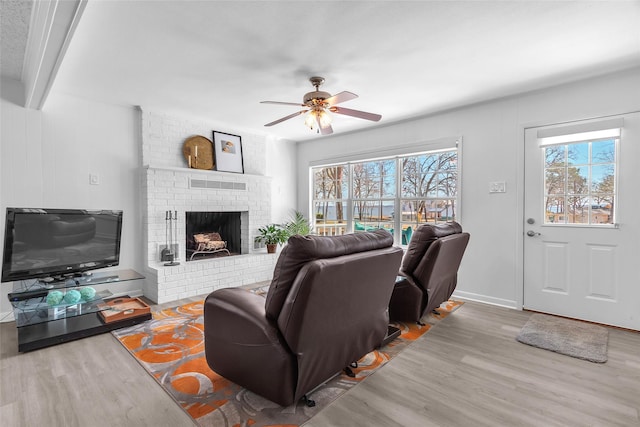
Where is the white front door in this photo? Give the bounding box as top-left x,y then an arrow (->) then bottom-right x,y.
523,113 -> 640,330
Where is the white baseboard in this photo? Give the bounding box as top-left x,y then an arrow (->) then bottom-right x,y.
0,311 -> 15,323
452,290 -> 518,310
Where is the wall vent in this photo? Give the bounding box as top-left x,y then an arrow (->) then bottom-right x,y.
190,179 -> 246,191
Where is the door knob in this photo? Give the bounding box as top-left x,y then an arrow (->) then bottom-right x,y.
526,230 -> 541,237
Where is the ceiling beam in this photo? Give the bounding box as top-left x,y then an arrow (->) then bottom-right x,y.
22,0 -> 86,109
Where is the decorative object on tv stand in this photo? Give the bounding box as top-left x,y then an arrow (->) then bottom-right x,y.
255,224 -> 289,254
46,290 -> 64,306
46,287 -> 98,306
182,135 -> 214,170
212,130 -> 244,173
79,286 -> 96,300
161,210 -> 180,266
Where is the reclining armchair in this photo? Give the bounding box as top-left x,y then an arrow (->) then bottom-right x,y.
389,222 -> 470,323
204,230 -> 403,406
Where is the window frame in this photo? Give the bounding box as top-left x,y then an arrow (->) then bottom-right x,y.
310,140 -> 461,245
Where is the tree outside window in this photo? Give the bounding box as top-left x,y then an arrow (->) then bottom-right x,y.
543,139 -> 616,225
311,148 -> 458,243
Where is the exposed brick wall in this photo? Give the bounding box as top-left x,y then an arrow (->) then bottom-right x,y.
141,110 -> 266,175
140,109 -> 277,304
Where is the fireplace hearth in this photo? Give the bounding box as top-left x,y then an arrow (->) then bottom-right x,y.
186,211 -> 241,261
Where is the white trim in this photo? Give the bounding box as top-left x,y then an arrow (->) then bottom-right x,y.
538,128 -> 621,146
515,125 -> 526,310
22,0 -> 87,109
0,311 -> 15,324
452,290 -> 518,310
537,117 -> 624,140
308,136 -> 460,167
451,289 -> 522,310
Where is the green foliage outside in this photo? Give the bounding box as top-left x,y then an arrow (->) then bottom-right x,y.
282,210 -> 313,237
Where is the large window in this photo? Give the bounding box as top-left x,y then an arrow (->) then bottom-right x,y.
312,148 -> 459,244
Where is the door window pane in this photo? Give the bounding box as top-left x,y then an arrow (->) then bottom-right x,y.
592,140 -> 615,163
568,196 -> 589,224
543,138 -> 617,225
568,143 -> 589,165
545,146 -> 566,167
591,164 -> 614,192
567,166 -> 588,195
545,196 -> 565,223
545,168 -> 565,194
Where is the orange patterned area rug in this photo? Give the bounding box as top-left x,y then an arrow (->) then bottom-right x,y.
112,296 -> 462,427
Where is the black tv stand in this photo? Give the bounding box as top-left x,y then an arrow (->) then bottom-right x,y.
8,269 -> 149,352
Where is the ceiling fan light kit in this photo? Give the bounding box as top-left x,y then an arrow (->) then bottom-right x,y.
261,76 -> 381,135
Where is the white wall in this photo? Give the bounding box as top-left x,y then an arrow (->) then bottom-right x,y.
266,135 -> 298,224
0,81 -> 298,317
296,67 -> 640,309
0,82 -> 139,317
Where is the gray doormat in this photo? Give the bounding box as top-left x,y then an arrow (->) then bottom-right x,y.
516,313 -> 608,363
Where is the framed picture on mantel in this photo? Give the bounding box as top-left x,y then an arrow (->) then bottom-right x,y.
212,131 -> 244,174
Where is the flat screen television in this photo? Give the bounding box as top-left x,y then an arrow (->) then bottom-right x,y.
1,208 -> 123,282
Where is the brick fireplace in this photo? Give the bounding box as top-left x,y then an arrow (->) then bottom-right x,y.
140,109 -> 280,304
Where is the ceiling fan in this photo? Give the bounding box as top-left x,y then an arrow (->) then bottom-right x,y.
261,76 -> 382,135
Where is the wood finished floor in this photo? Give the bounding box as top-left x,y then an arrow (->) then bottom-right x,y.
1,297 -> 638,427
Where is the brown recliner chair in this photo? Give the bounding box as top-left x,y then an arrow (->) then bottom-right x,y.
389,222 -> 470,323
203,230 -> 403,407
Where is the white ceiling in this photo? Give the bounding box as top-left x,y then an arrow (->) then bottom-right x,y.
0,0 -> 33,80
5,1 -> 640,142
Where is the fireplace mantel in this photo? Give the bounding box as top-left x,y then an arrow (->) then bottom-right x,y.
145,165 -> 269,179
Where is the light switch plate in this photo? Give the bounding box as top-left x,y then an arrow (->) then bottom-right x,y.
489,181 -> 506,193
89,174 -> 100,185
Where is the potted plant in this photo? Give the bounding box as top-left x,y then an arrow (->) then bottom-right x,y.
255,224 -> 288,253
283,210 -> 313,237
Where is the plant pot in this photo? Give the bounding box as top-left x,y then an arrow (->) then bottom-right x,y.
266,244 -> 277,254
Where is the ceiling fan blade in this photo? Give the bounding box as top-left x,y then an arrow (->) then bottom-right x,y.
330,106 -> 382,122
260,101 -> 305,107
324,91 -> 358,106
313,114 -> 333,135
264,110 -> 308,127
320,124 -> 334,135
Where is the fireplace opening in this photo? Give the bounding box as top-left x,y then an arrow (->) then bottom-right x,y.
186,211 -> 241,261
